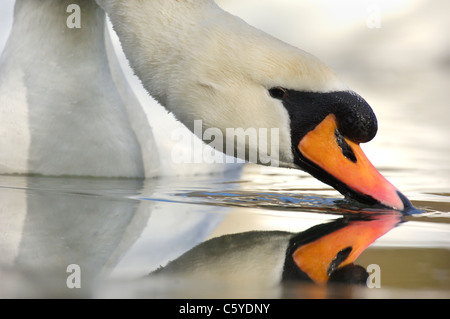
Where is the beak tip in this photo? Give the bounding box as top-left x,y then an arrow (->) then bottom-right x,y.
396,191 -> 422,215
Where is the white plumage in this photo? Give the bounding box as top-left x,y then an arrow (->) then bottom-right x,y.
0,0 -> 347,177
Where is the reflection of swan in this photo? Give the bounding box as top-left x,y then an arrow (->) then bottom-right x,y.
151,212 -> 401,286
0,1 -> 414,211
0,175 -> 227,297
0,175 -> 151,297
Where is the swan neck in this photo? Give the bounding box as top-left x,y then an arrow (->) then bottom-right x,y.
96,0 -> 220,106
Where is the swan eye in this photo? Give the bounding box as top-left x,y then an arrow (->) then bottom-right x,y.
269,87 -> 288,100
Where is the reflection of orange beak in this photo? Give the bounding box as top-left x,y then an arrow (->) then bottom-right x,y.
299,114 -> 410,211
293,213 -> 401,284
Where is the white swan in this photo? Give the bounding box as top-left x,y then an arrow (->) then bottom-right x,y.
0,0 -> 414,211
0,0 -> 159,177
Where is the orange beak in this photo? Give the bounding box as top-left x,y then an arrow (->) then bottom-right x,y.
292,212 -> 401,284
298,114 -> 413,212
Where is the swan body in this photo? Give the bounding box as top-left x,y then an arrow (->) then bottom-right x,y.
0,0 -> 157,177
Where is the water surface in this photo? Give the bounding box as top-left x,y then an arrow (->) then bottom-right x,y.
0,162 -> 448,298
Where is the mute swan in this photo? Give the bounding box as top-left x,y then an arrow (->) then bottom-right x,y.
96,0 -> 414,211
0,0 -> 415,211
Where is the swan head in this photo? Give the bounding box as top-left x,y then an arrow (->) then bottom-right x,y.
153,11 -> 415,213
109,3 -> 414,212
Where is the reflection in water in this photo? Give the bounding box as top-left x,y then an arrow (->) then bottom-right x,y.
151,212 -> 401,287
0,174 -> 447,298
0,176 -> 149,297
0,176 -> 225,298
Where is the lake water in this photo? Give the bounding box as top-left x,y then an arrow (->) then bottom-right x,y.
0,160 -> 449,298
0,0 -> 449,299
